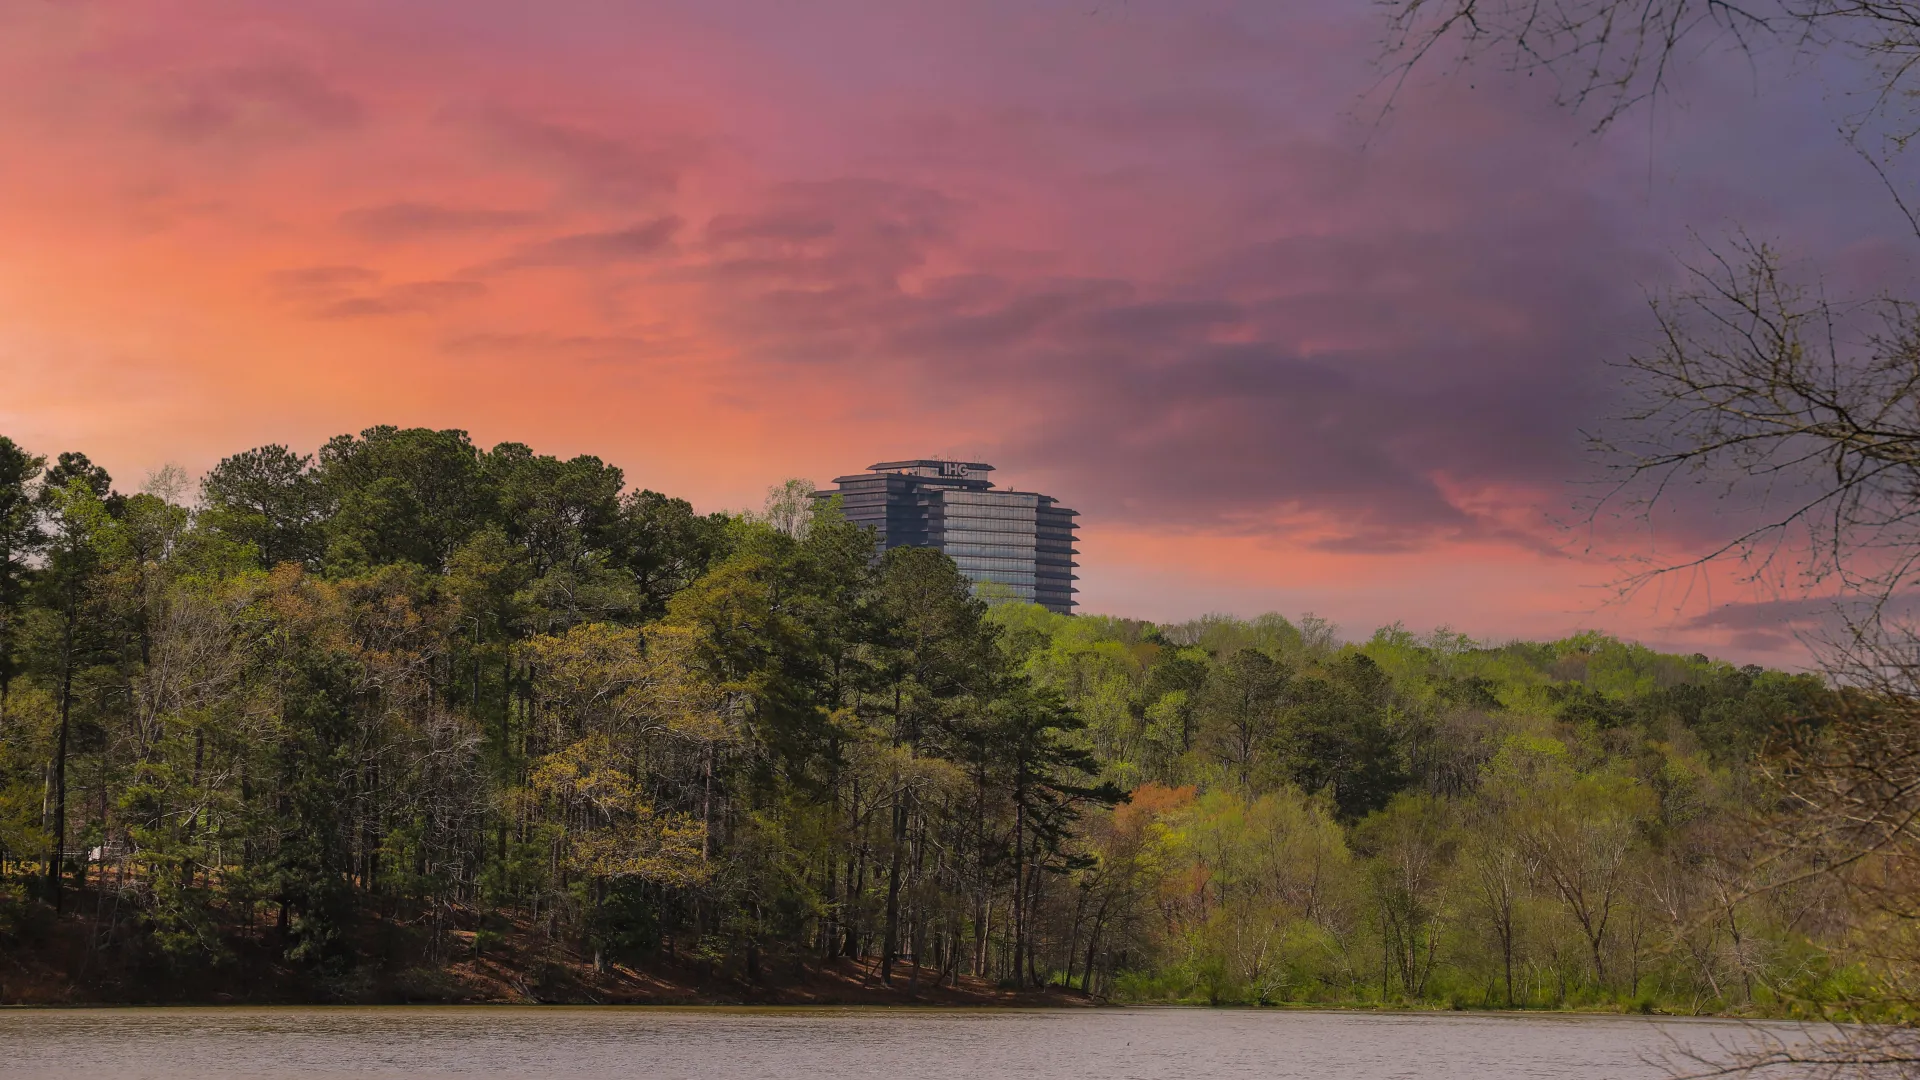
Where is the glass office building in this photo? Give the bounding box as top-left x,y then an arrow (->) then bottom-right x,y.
817,460 -> 1079,614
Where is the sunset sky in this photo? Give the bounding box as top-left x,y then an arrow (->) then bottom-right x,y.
2,0 -> 1912,663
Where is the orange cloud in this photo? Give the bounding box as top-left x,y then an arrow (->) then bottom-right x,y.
0,0 -> 1894,665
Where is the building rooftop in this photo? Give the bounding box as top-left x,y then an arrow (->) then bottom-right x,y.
823,460 -> 1078,509
865,459 -> 994,479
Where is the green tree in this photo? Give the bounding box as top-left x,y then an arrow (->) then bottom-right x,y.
485,443 -> 624,575
33,475 -> 116,910
0,436 -> 45,725
990,682 -> 1119,987
607,490 -> 729,619
872,545 -> 995,983
1275,656 -> 1406,820
1355,794 -> 1456,1000
317,427 -> 494,571
1198,648 -> 1290,791
200,444 -> 323,568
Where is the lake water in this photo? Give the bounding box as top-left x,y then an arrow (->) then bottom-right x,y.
1,1006 -> 1791,1080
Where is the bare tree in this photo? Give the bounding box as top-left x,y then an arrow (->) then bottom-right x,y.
1382,0 -> 1920,142
1381,4 -> 1920,1062
1378,0 -> 1920,620
1595,239 -> 1920,611
769,478 -> 818,539
1669,1023 -> 1920,1078
141,463 -> 191,506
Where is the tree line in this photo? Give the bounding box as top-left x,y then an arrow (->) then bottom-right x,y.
0,426 -> 1863,1009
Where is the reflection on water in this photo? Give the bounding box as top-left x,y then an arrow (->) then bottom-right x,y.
2,1006 -> 1785,1080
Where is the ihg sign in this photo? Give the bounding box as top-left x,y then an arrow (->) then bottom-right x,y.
940,461 -> 971,478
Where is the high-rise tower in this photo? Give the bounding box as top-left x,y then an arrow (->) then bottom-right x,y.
817,460 -> 1079,614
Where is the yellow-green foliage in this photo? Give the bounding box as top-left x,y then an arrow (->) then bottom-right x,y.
0,429 -> 1850,1010
1001,606 -> 1845,1012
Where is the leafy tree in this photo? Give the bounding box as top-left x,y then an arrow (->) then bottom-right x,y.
0,437 -> 45,725
1354,794 -> 1455,1000
200,444 -> 323,568
317,427 -> 494,571
485,443 -> 624,575
40,452 -> 117,515
871,545 -> 995,982
1274,659 -> 1406,820
0,429 -> 1864,1018
607,490 -> 729,619
32,476 -> 116,910
1198,648 -> 1290,791
989,682 -> 1120,987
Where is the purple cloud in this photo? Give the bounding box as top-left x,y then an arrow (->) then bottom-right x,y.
153,62 -> 365,140
340,202 -> 536,240
494,216 -> 684,268
449,104 -> 693,204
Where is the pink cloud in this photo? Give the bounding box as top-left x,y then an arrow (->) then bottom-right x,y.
0,0 -> 1911,663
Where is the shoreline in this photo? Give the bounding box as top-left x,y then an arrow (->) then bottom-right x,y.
0,1001 -> 1822,1029
0,889 -> 1841,1020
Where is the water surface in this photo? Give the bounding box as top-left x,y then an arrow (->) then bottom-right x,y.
2,1006 -> 1784,1080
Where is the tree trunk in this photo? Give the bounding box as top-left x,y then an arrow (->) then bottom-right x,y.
1012,797 -> 1026,988
1502,920 -> 1515,1007
701,741 -> 714,861
881,789 -> 907,984
45,612 -> 75,912
1025,860 -> 1043,988
1083,896 -> 1110,995
1063,885 -> 1087,991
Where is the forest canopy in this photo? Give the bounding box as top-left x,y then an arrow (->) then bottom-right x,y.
0,426 -> 1861,1010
